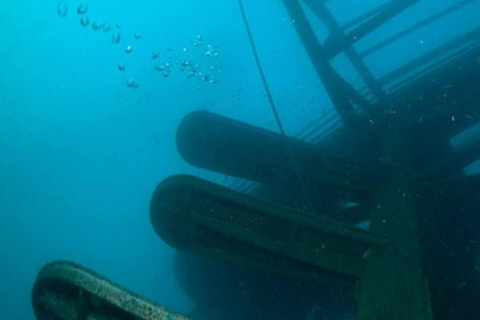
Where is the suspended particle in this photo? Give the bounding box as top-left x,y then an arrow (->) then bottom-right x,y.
92,22 -> 102,31
111,30 -> 121,44
103,23 -> 111,32
57,2 -> 68,17
117,63 -> 125,71
151,51 -> 159,60
166,46 -> 172,52
80,15 -> 89,27
134,32 -> 142,40
115,23 -> 121,29
125,45 -> 132,54
77,3 -> 88,14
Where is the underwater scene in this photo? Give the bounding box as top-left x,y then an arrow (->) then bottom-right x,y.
1,1 -> 480,320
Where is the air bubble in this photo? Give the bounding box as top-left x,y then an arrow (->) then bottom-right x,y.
151,51 -> 159,60
80,15 -> 89,27
103,23 -> 111,33
125,45 -> 132,54
192,35 -> 203,47
204,44 -> 218,57
111,30 -> 121,44
77,3 -> 88,14
117,63 -> 125,71
126,78 -> 139,89
134,32 -> 142,40
162,68 -> 171,78
92,22 -> 102,31
57,2 -> 68,17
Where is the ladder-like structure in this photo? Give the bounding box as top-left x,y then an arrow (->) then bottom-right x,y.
150,1 -> 480,320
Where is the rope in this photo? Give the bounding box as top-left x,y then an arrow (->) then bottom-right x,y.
237,0 -> 316,214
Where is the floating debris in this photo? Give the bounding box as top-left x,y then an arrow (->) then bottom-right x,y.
57,2 -> 68,17
117,63 -> 125,71
151,51 -> 159,60
125,45 -> 132,54
92,22 -> 102,31
111,30 -> 121,44
77,3 -> 88,14
134,32 -> 142,40
80,15 -> 89,27
126,78 -> 139,89
103,23 -> 111,33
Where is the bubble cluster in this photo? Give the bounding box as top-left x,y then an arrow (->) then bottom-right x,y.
154,63 -> 172,78
179,60 -> 218,84
57,2 -> 222,90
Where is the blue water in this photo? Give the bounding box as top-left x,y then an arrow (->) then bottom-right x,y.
1,1 -> 480,319
0,1 -> 319,318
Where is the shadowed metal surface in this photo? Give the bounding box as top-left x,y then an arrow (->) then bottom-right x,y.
150,174 -> 394,283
